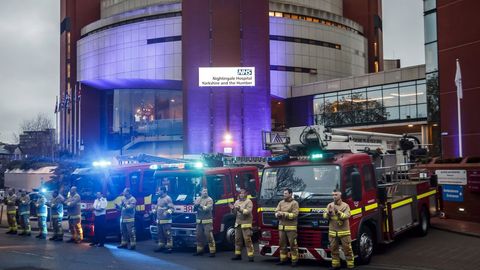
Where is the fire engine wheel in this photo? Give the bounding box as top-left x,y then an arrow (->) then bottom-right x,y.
416,207 -> 429,237
356,226 -> 374,265
222,220 -> 236,250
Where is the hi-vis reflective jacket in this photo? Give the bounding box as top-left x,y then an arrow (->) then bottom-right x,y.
120,196 -> 137,223
275,198 -> 299,231
195,196 -> 213,224
5,193 -> 17,213
36,195 -> 48,217
323,201 -> 351,237
233,198 -> 253,228
156,195 -> 174,224
18,194 -> 30,215
65,193 -> 81,219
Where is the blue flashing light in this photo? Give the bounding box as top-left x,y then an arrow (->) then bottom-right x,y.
41,188 -> 47,193
194,162 -> 204,169
149,164 -> 159,170
92,160 -> 112,167
267,154 -> 290,163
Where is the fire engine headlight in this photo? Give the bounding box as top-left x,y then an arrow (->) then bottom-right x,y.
262,231 -> 271,239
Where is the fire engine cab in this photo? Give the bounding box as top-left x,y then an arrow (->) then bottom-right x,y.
148,162 -> 260,249
257,125 -> 438,264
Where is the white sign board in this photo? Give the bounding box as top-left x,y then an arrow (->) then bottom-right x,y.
199,67 -> 255,87
436,170 -> 467,185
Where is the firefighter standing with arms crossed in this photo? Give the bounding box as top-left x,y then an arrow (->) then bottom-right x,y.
154,186 -> 175,253
65,186 -> 83,243
323,190 -> 356,270
35,191 -> 48,239
17,190 -> 31,236
4,188 -> 18,234
48,190 -> 65,241
275,188 -> 299,267
116,188 -> 137,250
193,188 -> 216,257
229,188 -> 255,262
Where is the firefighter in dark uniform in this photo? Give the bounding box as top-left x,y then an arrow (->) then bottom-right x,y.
35,192 -> 48,239
48,190 -> 65,241
154,186 -> 175,253
275,188 -> 299,267
193,188 -> 216,257
323,190 -> 355,270
17,189 -> 31,236
229,188 -> 255,262
65,186 -> 83,243
4,188 -> 18,234
116,188 -> 137,250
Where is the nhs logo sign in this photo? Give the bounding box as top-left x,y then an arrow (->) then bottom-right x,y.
199,67 -> 255,87
237,68 -> 253,76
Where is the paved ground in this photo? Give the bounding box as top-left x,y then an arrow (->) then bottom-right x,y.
0,227 -> 479,270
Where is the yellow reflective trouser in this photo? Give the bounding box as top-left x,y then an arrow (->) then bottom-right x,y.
37,216 -> 47,236
7,212 -> 17,232
279,230 -> 298,263
196,223 -> 215,254
19,214 -> 31,234
157,223 -> 173,249
234,225 -> 254,258
121,222 -> 136,247
69,218 -> 83,241
329,234 -> 354,269
52,217 -> 63,237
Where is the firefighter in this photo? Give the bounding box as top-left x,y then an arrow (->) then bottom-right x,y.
4,188 -> 18,234
275,188 -> 299,267
229,188 -> 254,262
35,191 -> 48,239
65,186 -> 83,243
116,188 -> 137,250
323,190 -> 355,270
17,189 -> 31,236
193,188 -> 215,257
48,190 -> 65,241
154,186 -> 175,253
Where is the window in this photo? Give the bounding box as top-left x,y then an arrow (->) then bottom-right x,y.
142,170 -> 156,195
206,174 -> 228,201
235,171 -> 257,197
400,105 -> 417,119
344,166 -> 359,198
425,42 -> 438,73
129,172 -> 140,196
416,83 -> 427,103
386,107 -> 400,120
108,174 -> 126,200
399,85 -> 417,106
382,88 -> 399,107
363,164 -> 376,190
424,12 -> 437,43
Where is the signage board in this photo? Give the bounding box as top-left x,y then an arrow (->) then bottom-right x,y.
199,67 -> 255,87
436,170 -> 467,185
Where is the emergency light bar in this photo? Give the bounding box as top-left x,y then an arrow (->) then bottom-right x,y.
149,162 -> 204,170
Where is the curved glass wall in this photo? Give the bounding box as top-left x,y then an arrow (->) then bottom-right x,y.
313,79 -> 427,127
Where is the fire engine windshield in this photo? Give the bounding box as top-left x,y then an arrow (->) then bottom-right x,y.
260,165 -> 341,203
155,172 -> 203,205
72,174 -> 103,201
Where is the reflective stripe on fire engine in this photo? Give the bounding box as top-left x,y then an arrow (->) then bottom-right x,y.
417,189 -> 437,200
365,203 -> 378,212
350,208 -> 362,215
391,198 -> 413,209
197,219 -> 213,224
258,207 -> 276,212
298,207 -> 325,213
215,198 -> 235,205
278,225 -> 297,231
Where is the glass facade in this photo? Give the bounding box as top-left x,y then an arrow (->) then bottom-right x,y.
113,89 -> 182,138
313,79 -> 427,127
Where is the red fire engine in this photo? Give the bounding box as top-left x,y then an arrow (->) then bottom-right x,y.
148,162 -> 260,249
257,125 -> 438,264
72,162 -> 157,238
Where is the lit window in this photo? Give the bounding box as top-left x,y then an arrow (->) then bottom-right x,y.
374,61 -> 379,72
274,12 -> 283,17
306,17 -> 313,22
269,11 -> 274,17
291,14 -> 298,19
67,63 -> 71,78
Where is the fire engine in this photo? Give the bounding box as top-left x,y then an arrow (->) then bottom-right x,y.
148,162 -> 260,249
257,125 -> 438,264
71,162 -> 157,238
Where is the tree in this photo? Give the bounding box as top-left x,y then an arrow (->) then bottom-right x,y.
20,113 -> 54,132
